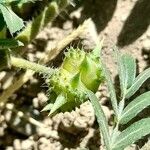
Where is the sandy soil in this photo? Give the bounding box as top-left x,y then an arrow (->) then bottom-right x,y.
0,0 -> 150,149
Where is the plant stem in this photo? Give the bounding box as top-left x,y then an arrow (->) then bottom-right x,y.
0,19 -> 89,105
11,56 -> 52,74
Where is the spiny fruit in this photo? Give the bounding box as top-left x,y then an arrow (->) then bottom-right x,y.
42,46 -> 105,115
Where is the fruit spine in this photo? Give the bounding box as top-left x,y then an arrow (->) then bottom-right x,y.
43,46 -> 105,115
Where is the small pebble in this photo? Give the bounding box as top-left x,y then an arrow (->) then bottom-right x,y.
13,139 -> 21,150
0,127 -> 5,136
142,39 -> 150,52
6,146 -> 14,150
21,139 -> 33,150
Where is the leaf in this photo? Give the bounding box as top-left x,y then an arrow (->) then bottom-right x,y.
0,39 -> 23,49
110,127 -> 121,146
0,4 -> 24,34
87,90 -> 111,150
112,118 -> 150,150
102,62 -> 118,118
119,91 -> 150,124
113,47 -> 126,97
121,54 -> 136,88
114,47 -> 136,97
125,68 -> 150,98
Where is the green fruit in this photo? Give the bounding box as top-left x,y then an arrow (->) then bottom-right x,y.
42,46 -> 105,115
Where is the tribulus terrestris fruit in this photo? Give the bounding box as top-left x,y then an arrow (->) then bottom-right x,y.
43,46 -> 105,115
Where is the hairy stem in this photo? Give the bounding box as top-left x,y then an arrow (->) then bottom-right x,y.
0,19 -> 90,105
11,56 -> 52,74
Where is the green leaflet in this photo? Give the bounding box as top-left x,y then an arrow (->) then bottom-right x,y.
119,91 -> 150,124
0,49 -> 10,69
121,54 -> 136,89
113,47 -> 126,97
0,3 -> 24,34
112,118 -> 150,150
125,68 -> 150,98
113,48 -> 136,117
102,62 -> 118,118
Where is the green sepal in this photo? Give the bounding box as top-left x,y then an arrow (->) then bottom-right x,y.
41,103 -> 53,112
49,94 -> 66,115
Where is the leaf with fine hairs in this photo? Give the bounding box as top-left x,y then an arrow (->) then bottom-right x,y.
113,47 -> 136,97
113,47 -> 126,97
102,62 -> 118,118
125,68 -> 150,98
112,118 -> 150,150
0,4 -> 24,34
121,54 -> 136,89
87,90 -> 111,150
119,91 -> 150,124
